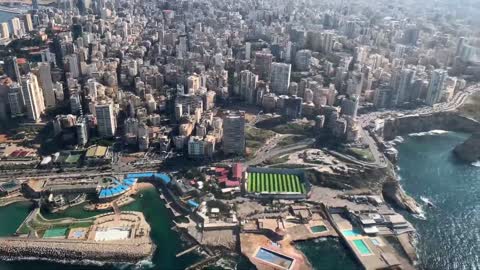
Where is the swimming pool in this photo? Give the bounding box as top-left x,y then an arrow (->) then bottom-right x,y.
353,239 -> 372,255
342,228 -> 362,237
255,248 -> 294,269
310,225 -> 328,233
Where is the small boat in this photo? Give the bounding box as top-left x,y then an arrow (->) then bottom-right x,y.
420,196 -> 435,208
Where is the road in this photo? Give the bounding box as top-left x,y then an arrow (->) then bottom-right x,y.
246,138 -> 316,166
353,84 -> 480,168
359,84 -> 480,128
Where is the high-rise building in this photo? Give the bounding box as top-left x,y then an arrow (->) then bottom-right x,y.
70,93 -> 82,114
95,102 -> 117,137
22,14 -> 33,32
21,73 -> 45,122
75,117 -> 89,145
393,44 -> 407,59
245,42 -> 251,61
37,62 -> 56,107
295,50 -> 312,71
64,54 -> 80,78
239,70 -> 258,104
403,26 -> 420,46
374,86 -> 393,109
426,69 -> 447,106
321,31 -> 335,53
187,74 -> 201,94
254,52 -> 273,81
283,96 -> 303,119
0,22 -> 9,39
223,111 -> 245,155
393,68 -> 416,106
270,62 -> 291,94
341,96 -> 359,118
7,83 -> 23,117
10,18 -> 23,37
32,0 -> 39,10
4,56 -> 21,82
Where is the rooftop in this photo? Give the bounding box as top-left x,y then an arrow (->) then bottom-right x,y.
86,145 -> 108,158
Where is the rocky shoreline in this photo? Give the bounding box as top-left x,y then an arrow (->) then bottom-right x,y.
453,133 -> 480,162
0,237 -> 155,263
383,111 -> 480,163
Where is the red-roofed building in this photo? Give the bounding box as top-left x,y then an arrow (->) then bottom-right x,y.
232,163 -> 243,180
16,58 -> 27,65
225,180 -> 240,187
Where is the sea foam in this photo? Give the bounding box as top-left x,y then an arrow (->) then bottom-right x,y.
409,130 -> 449,137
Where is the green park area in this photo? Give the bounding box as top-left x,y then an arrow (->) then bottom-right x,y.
247,172 -> 305,194
245,127 -> 276,153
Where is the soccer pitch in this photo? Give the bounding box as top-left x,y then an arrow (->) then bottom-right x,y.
247,172 -> 306,193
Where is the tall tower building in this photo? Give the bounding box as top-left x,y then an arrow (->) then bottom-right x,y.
21,73 -> 45,122
4,56 -> 21,82
10,18 -> 23,37
254,52 -> 273,81
187,74 -> 201,94
22,14 -> 33,32
37,62 -> 56,107
295,50 -> 312,71
75,117 -> 89,145
245,42 -> 251,61
374,86 -> 393,109
270,62 -> 291,94
426,69 -> 447,106
239,70 -> 258,104
64,54 -> 80,78
0,22 -> 9,39
7,83 -> 24,117
32,0 -> 39,10
223,111 -> 245,155
393,68 -> 416,106
95,102 -> 117,137
341,96 -> 359,118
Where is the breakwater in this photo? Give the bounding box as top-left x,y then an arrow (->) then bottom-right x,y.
0,237 -> 154,262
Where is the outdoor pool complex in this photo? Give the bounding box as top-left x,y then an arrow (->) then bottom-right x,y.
247,172 -> 305,193
255,248 -> 294,269
353,239 -> 372,255
342,228 -> 363,237
310,225 -> 328,233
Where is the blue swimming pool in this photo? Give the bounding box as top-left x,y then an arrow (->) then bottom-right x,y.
353,239 -> 372,255
255,248 -> 293,269
342,228 -> 362,237
310,225 -> 328,233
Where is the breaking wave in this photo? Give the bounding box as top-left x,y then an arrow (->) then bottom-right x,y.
409,130 -> 449,137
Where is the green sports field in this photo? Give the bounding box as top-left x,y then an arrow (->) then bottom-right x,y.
247,172 -> 306,194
